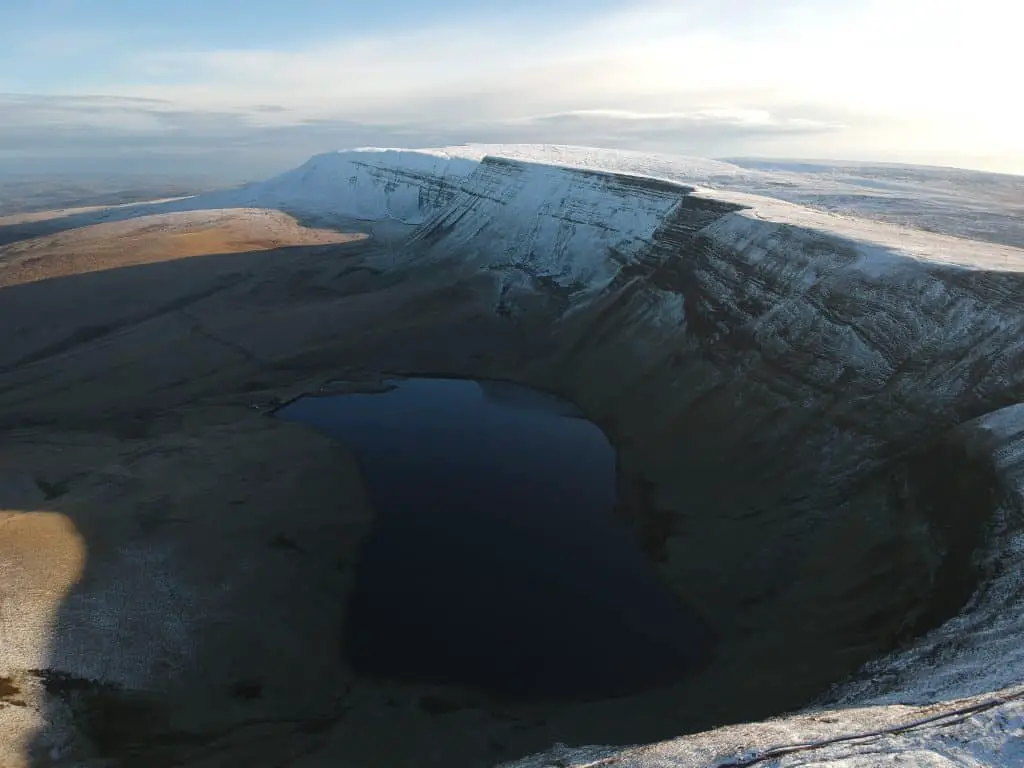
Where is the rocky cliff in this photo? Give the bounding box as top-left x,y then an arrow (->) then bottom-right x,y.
230,148 -> 478,225
245,148 -> 1024,763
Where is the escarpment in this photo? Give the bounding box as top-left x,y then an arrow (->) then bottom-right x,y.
3,147 -> 1023,768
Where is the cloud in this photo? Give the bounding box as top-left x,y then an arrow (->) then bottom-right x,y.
445,108 -> 849,158
526,108 -> 843,134
2,0 -> 1022,176
2,92 -> 1021,181
0,93 -> 847,160
84,0 -> 1017,125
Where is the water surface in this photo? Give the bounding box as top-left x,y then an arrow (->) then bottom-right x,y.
277,377 -> 710,700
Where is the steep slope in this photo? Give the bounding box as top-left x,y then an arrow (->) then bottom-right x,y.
226,148 -> 479,225
407,157 -> 723,292
454,146 -> 1024,248
296,151 -> 1024,763
223,144 -> 1022,248
13,144 -> 1017,249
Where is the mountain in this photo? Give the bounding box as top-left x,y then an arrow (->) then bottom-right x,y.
2,144 -> 1023,767
231,144 -> 1024,247
230,147 -> 1024,766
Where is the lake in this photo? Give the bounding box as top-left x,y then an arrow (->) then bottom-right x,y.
276,377 -> 710,700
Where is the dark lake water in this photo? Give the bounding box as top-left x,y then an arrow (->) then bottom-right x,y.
277,377 -> 711,700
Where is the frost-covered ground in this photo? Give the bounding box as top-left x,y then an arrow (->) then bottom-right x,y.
508,687 -> 1024,767
222,144 -> 1024,248
217,145 -> 1023,278
327,145 -> 1024,247
722,157 -> 1024,248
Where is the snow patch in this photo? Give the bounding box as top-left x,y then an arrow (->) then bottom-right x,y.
403,156 -> 685,291
222,148 -> 479,225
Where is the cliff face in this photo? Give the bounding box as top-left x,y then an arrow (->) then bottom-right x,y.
242,149 -> 1024,759
540,203 -> 1024,719
407,158 -> 703,291
347,153 -> 1021,721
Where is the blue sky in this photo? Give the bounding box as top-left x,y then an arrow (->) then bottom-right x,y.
2,0 -> 1021,178
2,0 -> 619,91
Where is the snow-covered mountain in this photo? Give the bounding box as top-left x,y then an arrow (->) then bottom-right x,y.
224,144 -> 1024,248
222,145 -> 1022,277
208,145 -> 1024,767
55,143 -> 1022,249
223,148 -> 479,225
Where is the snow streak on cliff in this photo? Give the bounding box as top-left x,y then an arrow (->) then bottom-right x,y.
231,148 -> 479,225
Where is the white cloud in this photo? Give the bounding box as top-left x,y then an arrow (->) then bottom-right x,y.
530,108 -> 842,130
5,0 -> 1024,175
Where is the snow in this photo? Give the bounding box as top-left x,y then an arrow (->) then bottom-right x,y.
503,687 -> 1024,767
215,145 -> 1022,284
443,143 -> 746,181
402,156 -> 685,290
816,404 -> 1024,712
695,187 -> 1024,275
426,145 -> 1024,249
192,146 -> 1021,304
217,148 -> 480,225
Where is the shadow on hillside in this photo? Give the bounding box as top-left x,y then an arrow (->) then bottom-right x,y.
0,235 -> 393,765
0,460 -> 362,766
0,238 -> 385,378
0,228 -> 554,766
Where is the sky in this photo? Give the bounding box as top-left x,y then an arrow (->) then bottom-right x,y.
2,0 -> 1022,180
